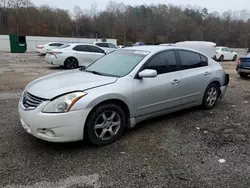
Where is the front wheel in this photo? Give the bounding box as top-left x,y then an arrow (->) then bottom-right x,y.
202,84 -> 220,110
219,55 -> 224,61
233,55 -> 237,61
85,103 -> 126,146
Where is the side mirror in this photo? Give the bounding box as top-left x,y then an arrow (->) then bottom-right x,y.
138,69 -> 157,78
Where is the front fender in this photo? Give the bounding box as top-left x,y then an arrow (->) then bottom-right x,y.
86,93 -> 133,113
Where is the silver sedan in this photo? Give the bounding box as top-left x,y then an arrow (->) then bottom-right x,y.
18,45 -> 229,146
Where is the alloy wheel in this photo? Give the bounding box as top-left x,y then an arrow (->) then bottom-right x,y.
65,58 -> 78,69
206,87 -> 218,107
94,110 -> 121,140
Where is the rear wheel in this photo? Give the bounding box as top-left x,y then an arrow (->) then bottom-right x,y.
233,55 -> 237,61
202,83 -> 220,110
239,73 -> 248,78
85,103 -> 126,146
64,57 -> 78,69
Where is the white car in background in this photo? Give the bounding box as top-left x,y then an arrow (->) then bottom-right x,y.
36,42 -> 65,55
175,41 -> 217,60
159,43 -> 175,46
45,43 -> 106,69
215,46 -> 237,61
93,42 -> 117,53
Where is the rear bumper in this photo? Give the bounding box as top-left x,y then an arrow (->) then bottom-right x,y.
45,56 -> 63,66
236,68 -> 250,74
220,86 -> 228,99
220,73 -> 229,99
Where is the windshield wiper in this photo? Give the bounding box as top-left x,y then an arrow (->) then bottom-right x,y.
79,66 -> 86,71
84,70 -> 104,75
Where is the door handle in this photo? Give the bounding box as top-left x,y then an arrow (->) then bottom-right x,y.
172,79 -> 180,85
204,71 -> 211,76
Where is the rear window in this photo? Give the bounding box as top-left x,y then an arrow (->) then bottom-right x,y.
57,44 -> 70,49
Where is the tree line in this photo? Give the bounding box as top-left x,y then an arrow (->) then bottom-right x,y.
1,0 -> 250,47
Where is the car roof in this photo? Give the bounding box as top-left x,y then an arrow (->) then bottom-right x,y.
122,45 -> 207,55
94,42 -> 114,44
176,41 -> 216,45
47,42 -> 64,44
69,42 -> 97,46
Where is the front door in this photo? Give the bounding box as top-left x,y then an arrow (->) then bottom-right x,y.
133,50 -> 182,118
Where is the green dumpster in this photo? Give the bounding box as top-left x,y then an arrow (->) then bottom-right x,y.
9,35 -> 27,53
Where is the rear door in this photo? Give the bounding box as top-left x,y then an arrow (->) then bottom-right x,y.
177,50 -> 211,106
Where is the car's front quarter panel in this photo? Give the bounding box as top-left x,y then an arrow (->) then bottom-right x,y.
71,76 -> 135,116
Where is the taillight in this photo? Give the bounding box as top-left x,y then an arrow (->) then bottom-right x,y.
236,59 -> 241,65
37,46 -> 44,49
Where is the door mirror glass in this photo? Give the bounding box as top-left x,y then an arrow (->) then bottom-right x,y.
138,69 -> 157,78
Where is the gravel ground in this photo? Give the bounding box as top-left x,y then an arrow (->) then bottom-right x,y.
0,52 -> 250,188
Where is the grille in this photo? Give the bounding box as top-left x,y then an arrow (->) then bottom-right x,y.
22,92 -> 46,110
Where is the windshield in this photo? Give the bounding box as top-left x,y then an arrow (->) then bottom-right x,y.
216,47 -> 220,50
84,49 -> 149,77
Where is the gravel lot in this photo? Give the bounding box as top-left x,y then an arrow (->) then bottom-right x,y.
0,52 -> 250,188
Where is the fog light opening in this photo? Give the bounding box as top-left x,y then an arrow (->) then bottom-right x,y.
45,129 -> 55,137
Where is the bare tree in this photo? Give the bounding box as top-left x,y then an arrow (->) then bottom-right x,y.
10,0 -> 33,34
0,0 -> 12,32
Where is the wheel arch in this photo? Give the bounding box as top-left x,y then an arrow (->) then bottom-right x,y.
83,98 -> 131,138
64,56 -> 79,66
207,80 -> 222,96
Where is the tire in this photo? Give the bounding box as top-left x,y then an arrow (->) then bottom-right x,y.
233,55 -> 237,61
64,57 -> 78,69
219,55 -> 224,61
239,73 -> 248,78
86,103 -> 126,146
202,83 -> 220,110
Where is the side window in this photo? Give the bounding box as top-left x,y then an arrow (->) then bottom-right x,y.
87,45 -> 105,53
49,43 -> 57,46
222,48 -> 227,52
144,50 -> 177,74
56,43 -> 64,47
178,50 -> 203,70
96,43 -> 109,48
200,55 -> 208,66
108,43 -> 117,48
73,45 -> 87,52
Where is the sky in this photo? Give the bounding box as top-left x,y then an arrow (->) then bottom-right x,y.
32,0 -> 249,13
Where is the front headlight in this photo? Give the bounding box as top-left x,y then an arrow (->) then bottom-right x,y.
42,92 -> 87,113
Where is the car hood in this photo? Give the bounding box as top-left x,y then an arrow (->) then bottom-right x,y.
25,70 -> 117,99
